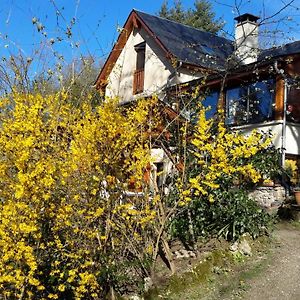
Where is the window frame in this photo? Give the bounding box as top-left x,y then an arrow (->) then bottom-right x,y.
225,78 -> 275,126
133,42 -> 146,95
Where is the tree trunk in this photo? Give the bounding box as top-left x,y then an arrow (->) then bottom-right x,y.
161,234 -> 176,274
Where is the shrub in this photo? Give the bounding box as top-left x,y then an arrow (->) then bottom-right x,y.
171,189 -> 273,243
0,92 -> 158,299
170,105 -> 276,245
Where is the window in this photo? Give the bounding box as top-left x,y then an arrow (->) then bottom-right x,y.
226,79 -> 275,125
202,91 -> 219,119
133,42 -> 145,94
287,85 -> 300,123
187,90 -> 219,124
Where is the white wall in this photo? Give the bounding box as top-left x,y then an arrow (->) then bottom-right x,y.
105,27 -> 201,102
151,148 -> 173,176
232,121 -> 300,156
235,21 -> 259,64
105,29 -> 144,101
143,31 -> 173,96
286,123 -> 300,155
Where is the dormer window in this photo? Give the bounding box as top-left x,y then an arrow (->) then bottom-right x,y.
133,42 -> 145,94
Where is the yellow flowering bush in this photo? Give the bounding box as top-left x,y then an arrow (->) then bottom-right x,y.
0,92 -> 158,299
285,159 -> 298,185
185,106 -> 272,202
170,104 -> 276,243
0,90 -> 278,297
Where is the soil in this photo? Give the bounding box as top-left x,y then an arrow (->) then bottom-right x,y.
216,222 -> 300,300
149,222 -> 300,300
240,222 -> 300,300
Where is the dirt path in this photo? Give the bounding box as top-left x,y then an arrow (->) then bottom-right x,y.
152,223 -> 300,300
239,223 -> 300,300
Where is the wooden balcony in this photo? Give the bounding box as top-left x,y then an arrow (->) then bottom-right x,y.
133,69 -> 144,94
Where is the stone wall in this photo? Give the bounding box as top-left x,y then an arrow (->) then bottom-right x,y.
248,185 -> 286,208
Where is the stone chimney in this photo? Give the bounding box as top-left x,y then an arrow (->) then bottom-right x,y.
234,13 -> 260,64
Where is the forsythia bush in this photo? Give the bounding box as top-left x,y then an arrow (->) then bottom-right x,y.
171,105 -> 276,243
0,93 -> 157,299
0,93 -> 277,299
183,106 -> 272,203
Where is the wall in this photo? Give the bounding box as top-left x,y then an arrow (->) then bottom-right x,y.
248,185 -> 285,208
286,123 -> 300,155
235,21 -> 258,64
232,121 -> 300,156
105,29 -> 144,101
143,30 -> 173,96
105,27 -> 202,102
151,148 -> 173,179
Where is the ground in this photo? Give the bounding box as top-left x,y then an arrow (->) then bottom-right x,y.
149,221 -> 300,300
239,222 -> 300,300
208,222 -> 300,300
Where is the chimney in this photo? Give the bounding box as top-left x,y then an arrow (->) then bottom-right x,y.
234,13 -> 260,64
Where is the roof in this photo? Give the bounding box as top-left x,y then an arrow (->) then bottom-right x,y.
259,40 -> 300,61
95,9 -> 234,88
134,10 -> 234,71
95,9 -> 300,89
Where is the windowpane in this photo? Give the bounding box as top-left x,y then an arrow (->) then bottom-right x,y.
226,86 -> 248,125
202,91 -> 219,119
287,86 -> 300,123
226,79 -> 275,125
189,91 -> 219,124
133,42 -> 146,94
248,80 -> 275,123
135,42 -> 146,71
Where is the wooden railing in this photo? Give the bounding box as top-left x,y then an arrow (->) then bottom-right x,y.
133,69 -> 144,94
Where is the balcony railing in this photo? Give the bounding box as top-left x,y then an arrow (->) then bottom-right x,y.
133,69 -> 144,94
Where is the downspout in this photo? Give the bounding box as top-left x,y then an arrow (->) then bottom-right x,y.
274,61 -> 287,168
282,79 -> 288,167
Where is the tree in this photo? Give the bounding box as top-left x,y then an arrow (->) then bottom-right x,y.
158,0 -> 224,34
61,56 -> 103,107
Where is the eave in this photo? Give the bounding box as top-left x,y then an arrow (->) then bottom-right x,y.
168,52 -> 300,94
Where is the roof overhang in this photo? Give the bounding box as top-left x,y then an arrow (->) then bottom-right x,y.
166,53 -> 300,93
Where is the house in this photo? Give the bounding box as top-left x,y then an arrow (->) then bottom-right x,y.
95,9 -> 300,189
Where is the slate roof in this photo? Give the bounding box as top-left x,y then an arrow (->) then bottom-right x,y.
136,10 -> 300,70
135,10 -> 234,71
96,9 -> 300,89
259,40 -> 300,62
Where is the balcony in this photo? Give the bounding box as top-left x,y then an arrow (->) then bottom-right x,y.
133,69 -> 144,95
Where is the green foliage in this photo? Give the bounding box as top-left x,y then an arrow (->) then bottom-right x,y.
171,189 -> 273,243
248,142 -> 283,182
158,0 -> 224,34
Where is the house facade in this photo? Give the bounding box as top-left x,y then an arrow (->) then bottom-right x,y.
95,9 -> 300,186
95,10 -> 232,101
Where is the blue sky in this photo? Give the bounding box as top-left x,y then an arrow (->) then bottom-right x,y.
0,0 -> 300,70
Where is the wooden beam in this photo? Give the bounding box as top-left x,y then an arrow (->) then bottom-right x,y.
275,75 -> 284,120
95,12 -> 136,89
132,15 -> 139,29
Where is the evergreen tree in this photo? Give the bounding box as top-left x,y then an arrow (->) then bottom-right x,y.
158,0 -> 224,34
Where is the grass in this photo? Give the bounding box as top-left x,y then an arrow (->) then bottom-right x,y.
289,220 -> 300,229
